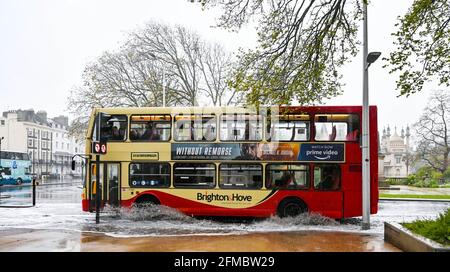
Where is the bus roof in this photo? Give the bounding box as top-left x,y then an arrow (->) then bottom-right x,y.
90,105 -> 377,115
86,105 -> 377,139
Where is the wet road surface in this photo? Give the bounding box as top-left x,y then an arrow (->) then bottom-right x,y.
0,228 -> 400,252
0,180 -> 448,251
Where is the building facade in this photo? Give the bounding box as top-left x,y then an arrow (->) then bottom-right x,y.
379,125 -> 412,179
0,109 -> 84,179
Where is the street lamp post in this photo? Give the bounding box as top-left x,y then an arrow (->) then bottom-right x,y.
147,52 -> 166,107
162,72 -> 166,107
362,2 -> 381,230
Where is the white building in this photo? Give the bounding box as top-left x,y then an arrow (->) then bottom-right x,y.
0,109 -> 84,179
379,125 -> 412,179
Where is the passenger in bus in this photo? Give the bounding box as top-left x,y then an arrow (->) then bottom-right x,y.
130,129 -> 139,140
318,167 -> 340,190
142,123 -> 160,140
275,172 -> 296,188
329,125 -> 337,141
346,116 -> 360,141
346,128 -> 360,141
203,125 -> 214,141
141,124 -> 152,140
151,130 -> 161,140
111,126 -> 122,140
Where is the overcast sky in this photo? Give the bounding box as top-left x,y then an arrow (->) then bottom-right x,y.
0,0 -> 440,135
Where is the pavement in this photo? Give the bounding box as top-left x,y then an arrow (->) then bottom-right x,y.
380,185 -> 450,195
380,185 -> 450,202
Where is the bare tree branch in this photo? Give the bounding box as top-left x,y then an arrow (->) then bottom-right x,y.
414,90 -> 450,174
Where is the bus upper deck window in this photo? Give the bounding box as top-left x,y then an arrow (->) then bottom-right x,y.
314,114 -> 360,142
220,114 -> 262,141
95,114 -> 128,142
130,115 -> 171,141
174,115 -> 216,142
267,114 -> 310,142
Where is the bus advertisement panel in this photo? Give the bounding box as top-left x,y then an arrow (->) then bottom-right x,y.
171,143 -> 345,162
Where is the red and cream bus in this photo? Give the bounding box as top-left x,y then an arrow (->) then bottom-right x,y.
80,106 -> 378,219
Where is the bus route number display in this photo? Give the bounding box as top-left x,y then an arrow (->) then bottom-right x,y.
92,141 -> 107,155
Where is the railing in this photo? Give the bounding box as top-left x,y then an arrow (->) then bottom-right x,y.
0,179 -> 81,208
0,179 -> 37,208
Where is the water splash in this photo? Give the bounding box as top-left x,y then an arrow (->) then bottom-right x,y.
102,204 -> 194,222
85,204 -> 345,237
265,212 -> 340,226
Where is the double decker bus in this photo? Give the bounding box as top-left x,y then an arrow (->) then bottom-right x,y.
80,106 -> 378,219
0,151 -> 33,185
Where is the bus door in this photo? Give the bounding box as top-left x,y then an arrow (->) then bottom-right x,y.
311,164 -> 344,218
89,162 -> 104,211
106,163 -> 120,207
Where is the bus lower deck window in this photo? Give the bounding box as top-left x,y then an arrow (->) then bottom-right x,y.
266,164 -> 309,189
173,163 -> 215,188
219,164 -> 262,189
129,163 -> 170,188
314,164 -> 341,190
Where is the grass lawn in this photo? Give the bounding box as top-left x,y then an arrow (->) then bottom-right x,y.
379,194 -> 450,200
402,208 -> 450,246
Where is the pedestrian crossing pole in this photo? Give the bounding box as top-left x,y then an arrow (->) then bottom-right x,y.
96,113 -> 101,224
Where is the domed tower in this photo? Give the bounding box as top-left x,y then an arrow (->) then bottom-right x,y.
390,128 -> 404,148
380,127 -> 387,152
405,125 -> 411,150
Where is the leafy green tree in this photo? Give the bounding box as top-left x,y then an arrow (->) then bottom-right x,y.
384,0 -> 450,97
195,0 -> 449,104
196,0 -> 365,106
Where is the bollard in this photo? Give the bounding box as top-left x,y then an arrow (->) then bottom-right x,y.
32,178 -> 36,206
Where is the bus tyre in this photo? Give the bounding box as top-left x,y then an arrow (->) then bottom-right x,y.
133,195 -> 160,208
16,178 -> 23,185
277,198 -> 307,218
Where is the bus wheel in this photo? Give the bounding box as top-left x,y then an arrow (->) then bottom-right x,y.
133,195 -> 160,208
277,198 -> 307,218
16,178 -> 23,185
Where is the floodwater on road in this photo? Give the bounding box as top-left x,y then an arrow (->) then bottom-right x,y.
0,181 -> 448,251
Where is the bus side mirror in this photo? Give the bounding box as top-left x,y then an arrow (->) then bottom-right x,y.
71,160 -> 76,171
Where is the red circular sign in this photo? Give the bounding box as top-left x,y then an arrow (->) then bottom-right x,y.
95,143 -> 100,152
101,144 -> 106,153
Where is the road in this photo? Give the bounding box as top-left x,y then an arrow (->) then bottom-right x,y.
0,180 -> 448,251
